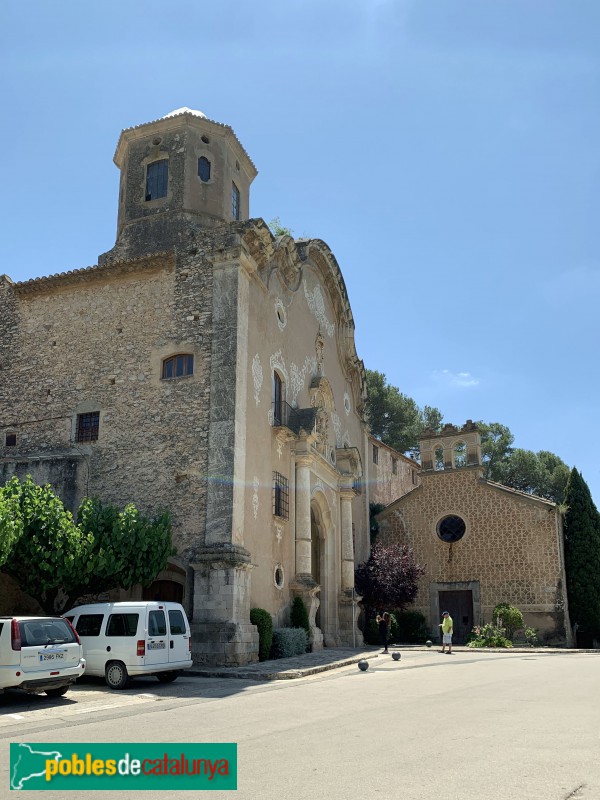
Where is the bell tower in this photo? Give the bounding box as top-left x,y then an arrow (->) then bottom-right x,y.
99,107 -> 257,263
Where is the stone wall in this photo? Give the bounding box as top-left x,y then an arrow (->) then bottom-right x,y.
368,437 -> 419,507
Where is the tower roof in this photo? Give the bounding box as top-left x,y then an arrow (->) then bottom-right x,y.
162,107 -> 206,119
113,108 -> 257,175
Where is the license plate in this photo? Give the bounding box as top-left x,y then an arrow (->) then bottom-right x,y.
147,642 -> 166,650
39,651 -> 66,662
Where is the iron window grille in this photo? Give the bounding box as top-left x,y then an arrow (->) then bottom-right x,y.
145,159 -> 168,201
76,412 -> 99,443
273,472 -> 289,520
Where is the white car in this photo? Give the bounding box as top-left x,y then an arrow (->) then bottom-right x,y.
64,601 -> 193,689
0,616 -> 86,697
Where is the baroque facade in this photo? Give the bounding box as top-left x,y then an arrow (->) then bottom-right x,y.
376,422 -> 572,645
0,108 -> 369,665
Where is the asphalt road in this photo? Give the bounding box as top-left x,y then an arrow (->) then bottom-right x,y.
1,649 -> 599,799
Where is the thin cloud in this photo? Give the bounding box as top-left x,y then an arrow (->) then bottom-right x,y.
432,369 -> 480,389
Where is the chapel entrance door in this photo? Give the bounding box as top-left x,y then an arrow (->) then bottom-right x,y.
438,590 -> 473,644
310,509 -> 322,629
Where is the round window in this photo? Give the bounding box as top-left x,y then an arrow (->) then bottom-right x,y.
437,515 -> 466,543
274,565 -> 284,589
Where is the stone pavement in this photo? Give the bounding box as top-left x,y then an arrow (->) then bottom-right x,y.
188,646 -> 383,680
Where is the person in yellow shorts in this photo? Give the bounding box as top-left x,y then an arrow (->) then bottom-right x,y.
440,611 -> 453,654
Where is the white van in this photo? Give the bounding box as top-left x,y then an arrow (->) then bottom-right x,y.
64,601 -> 193,690
0,616 -> 86,697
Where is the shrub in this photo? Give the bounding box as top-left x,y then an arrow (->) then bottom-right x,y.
492,603 -> 524,640
390,609 -> 429,643
524,626 -> 539,647
467,623 -> 513,648
250,608 -> 273,662
363,617 -> 379,645
290,596 -> 310,642
271,628 -> 308,659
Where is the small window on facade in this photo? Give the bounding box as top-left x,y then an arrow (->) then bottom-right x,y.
76,412 -> 99,443
5,433 -> 16,447
231,182 -> 240,220
273,472 -> 289,519
198,156 -> 211,182
273,372 -> 285,425
412,469 -> 418,485
162,354 -> 194,379
145,159 -> 168,201
437,515 -> 466,543
372,444 -> 379,465
392,457 -> 398,475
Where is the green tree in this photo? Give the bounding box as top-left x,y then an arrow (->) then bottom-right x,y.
365,369 -> 442,455
478,421 -> 569,503
74,498 -> 174,601
563,468 -> 600,645
477,422 -> 514,478
1,476 -> 89,612
0,477 -> 175,613
0,489 -> 24,568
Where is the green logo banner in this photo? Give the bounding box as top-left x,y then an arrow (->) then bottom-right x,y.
10,743 -> 237,791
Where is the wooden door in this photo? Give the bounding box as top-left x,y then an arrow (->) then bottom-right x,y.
438,590 -> 473,644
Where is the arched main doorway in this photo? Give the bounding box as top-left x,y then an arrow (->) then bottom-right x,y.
310,491 -> 338,646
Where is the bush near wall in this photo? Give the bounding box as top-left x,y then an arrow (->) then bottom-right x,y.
391,610 -> 429,643
271,628 -> 308,659
290,596 -> 310,641
250,608 -> 273,662
363,609 -> 429,645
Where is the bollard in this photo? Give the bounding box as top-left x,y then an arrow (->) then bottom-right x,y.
358,660 -> 369,671
392,652 -> 401,661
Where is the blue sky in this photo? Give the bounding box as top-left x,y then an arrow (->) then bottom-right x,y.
2,1 -> 599,502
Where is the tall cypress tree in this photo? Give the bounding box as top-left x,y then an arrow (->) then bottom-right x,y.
563,468 -> 600,646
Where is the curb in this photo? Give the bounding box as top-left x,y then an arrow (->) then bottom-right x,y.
188,653 -> 378,681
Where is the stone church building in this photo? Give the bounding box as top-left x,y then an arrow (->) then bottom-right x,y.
376,422 -> 573,645
0,108 -> 370,665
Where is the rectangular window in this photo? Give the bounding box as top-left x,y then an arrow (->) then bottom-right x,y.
273,472 -> 289,520
412,469 -> 418,485
168,609 -> 186,635
76,412 -> 99,443
372,445 -> 379,465
145,159 -> 169,201
162,354 -> 194,379
19,618 -> 76,647
392,457 -> 398,475
231,182 -> 240,220
106,613 -> 139,637
75,614 -> 104,637
149,610 -> 167,636
5,433 -> 16,447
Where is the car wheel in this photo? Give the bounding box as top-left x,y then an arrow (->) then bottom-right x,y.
105,661 -> 129,690
45,686 -> 69,698
156,671 -> 179,684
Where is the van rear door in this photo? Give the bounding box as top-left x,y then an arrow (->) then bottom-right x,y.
19,619 -> 81,676
145,608 -> 169,666
167,607 -> 190,664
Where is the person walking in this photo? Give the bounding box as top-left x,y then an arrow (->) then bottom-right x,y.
439,611 -> 453,654
376,612 -> 391,653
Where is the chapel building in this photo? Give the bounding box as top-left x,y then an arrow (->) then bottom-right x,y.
376,422 -> 572,645
0,108 -> 370,665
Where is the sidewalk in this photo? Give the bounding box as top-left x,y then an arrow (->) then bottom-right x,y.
188,646 -> 381,681
188,643 -> 599,681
